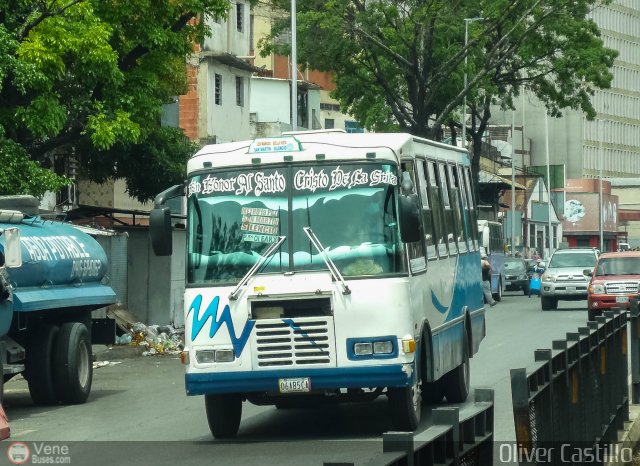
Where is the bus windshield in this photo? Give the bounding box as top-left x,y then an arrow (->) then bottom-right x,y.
186,163 -> 405,285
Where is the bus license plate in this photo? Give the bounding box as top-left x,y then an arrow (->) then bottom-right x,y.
616,296 -> 629,303
279,378 -> 311,393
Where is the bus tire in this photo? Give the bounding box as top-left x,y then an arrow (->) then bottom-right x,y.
443,330 -> 470,403
52,322 -> 93,405
26,324 -> 59,406
388,362 -> 421,431
205,394 -> 242,439
492,279 -> 503,302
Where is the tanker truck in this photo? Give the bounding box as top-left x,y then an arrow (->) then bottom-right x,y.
0,196 -> 117,405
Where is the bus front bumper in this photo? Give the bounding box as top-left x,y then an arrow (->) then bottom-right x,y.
185,364 -> 413,396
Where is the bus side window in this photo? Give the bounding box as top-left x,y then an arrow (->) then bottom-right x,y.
417,160 -> 437,259
447,164 -> 467,254
454,164 -> 472,252
463,167 -> 478,250
427,161 -> 448,257
401,161 -> 427,272
437,163 -> 457,255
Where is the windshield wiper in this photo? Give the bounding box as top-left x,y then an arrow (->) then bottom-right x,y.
229,236 -> 286,301
303,226 -> 351,295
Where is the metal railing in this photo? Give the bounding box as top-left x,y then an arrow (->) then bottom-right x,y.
510,309 -> 631,465
324,388 -> 494,466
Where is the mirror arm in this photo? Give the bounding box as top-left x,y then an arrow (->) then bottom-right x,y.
154,184 -> 185,208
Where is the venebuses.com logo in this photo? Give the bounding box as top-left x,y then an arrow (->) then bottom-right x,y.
6,442 -> 30,465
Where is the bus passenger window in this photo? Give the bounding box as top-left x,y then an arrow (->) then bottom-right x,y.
438,163 -> 457,255
448,165 -> 467,253
427,161 -> 448,257
463,167 -> 478,250
401,161 -> 427,272
417,161 -> 437,259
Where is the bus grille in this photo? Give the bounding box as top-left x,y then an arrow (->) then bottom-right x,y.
252,318 -> 335,368
605,281 -> 639,294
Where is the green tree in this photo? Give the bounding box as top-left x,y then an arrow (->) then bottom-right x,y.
259,0 -> 617,192
0,0 -> 229,201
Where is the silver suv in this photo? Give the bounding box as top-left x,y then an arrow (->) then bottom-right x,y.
540,248 -> 599,310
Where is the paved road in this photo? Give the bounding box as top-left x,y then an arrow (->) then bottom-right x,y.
3,292 -> 589,465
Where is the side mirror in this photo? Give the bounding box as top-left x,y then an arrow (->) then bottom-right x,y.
150,207 -> 173,256
583,269 -> 593,277
2,227 -> 22,268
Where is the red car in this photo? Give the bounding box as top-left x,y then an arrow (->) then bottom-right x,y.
587,251 -> 640,321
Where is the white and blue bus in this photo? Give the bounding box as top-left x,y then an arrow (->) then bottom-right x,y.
150,130 -> 486,438
477,219 -> 506,301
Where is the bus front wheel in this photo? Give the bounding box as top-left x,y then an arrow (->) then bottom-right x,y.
388,364 -> 422,431
205,394 -> 242,439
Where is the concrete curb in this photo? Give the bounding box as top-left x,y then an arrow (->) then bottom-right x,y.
606,404 -> 640,466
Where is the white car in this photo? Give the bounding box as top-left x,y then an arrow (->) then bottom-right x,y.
540,248 -> 599,310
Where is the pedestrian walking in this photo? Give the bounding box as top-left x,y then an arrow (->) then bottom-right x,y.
528,260 -> 544,298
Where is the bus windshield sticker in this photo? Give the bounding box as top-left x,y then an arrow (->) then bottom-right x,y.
293,166 -> 398,193
188,171 -> 287,197
241,207 -> 280,242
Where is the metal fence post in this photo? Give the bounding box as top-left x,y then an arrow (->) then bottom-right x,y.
631,300 -> 640,404
382,432 -> 414,466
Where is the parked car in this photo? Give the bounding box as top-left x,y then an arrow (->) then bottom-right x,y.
504,257 -> 530,295
587,251 -> 640,321
540,248 -> 599,310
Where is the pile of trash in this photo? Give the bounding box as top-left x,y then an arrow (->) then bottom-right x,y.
115,322 -> 184,356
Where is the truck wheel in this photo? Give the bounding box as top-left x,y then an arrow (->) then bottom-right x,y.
443,329 -> 470,403
26,324 -> 59,405
52,322 -> 92,405
205,394 -> 242,439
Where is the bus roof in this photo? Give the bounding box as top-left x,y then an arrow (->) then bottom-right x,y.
187,131 -> 470,174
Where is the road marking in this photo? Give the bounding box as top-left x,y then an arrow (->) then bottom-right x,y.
11,429 -> 37,437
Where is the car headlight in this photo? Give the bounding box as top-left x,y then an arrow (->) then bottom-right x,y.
541,273 -> 556,282
589,284 -> 605,294
519,274 -> 528,280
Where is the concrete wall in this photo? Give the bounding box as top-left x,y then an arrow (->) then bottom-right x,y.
126,228 -> 186,326
250,78 -> 291,123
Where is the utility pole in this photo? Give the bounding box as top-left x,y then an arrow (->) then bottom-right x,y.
290,0 -> 297,131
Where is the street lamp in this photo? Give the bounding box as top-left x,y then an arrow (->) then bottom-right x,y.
461,17 -> 483,147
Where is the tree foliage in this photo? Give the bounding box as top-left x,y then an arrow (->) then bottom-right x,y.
259,0 -> 617,185
0,0 -> 230,201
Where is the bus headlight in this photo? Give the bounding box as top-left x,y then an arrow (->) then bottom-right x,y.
354,342 -> 373,355
373,341 -> 394,354
195,349 -> 235,364
195,350 -> 215,364
215,349 -> 235,362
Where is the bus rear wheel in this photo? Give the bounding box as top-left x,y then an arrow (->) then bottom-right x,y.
443,330 -> 470,403
388,362 -> 421,431
205,394 -> 242,439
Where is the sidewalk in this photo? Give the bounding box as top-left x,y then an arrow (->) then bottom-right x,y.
92,344 -> 146,361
